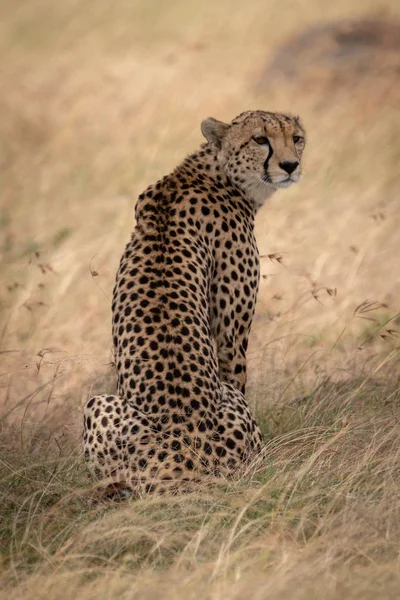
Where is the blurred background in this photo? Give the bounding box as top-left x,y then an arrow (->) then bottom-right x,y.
1,0 -> 399,429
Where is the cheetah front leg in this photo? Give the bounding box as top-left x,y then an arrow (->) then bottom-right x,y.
215,383 -> 264,474
209,291 -> 252,394
213,332 -> 248,394
209,275 -> 257,395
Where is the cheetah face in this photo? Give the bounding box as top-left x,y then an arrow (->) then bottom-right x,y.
201,110 -> 305,209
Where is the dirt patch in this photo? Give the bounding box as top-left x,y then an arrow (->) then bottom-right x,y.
258,17 -> 400,106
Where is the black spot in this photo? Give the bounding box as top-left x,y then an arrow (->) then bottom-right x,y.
226,438 -> 236,450
216,446 -> 227,457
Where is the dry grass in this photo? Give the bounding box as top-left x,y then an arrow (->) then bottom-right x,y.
2,364 -> 400,599
1,0 -> 400,597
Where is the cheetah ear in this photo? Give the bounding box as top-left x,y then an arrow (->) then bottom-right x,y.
201,117 -> 230,149
294,115 -> 304,130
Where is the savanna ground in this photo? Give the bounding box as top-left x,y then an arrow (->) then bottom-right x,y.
1,0 -> 400,598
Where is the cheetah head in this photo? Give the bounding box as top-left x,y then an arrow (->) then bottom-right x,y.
201,110 -> 305,209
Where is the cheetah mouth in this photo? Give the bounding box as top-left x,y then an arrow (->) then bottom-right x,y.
275,177 -> 294,188
270,173 -> 300,189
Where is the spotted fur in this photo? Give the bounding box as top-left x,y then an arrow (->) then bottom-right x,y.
83,110 -> 305,496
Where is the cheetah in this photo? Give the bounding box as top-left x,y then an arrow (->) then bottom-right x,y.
83,110 -> 306,496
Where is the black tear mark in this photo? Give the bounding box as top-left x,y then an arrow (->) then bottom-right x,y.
263,138 -> 273,172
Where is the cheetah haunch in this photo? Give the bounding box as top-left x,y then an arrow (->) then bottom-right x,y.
84,110 -> 306,496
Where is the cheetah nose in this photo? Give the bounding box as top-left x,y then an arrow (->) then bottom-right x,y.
279,161 -> 299,175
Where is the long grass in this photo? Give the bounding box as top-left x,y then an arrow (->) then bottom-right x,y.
2,357 -> 400,598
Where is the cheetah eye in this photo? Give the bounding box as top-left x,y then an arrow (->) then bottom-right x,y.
253,136 -> 269,145
293,135 -> 303,144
